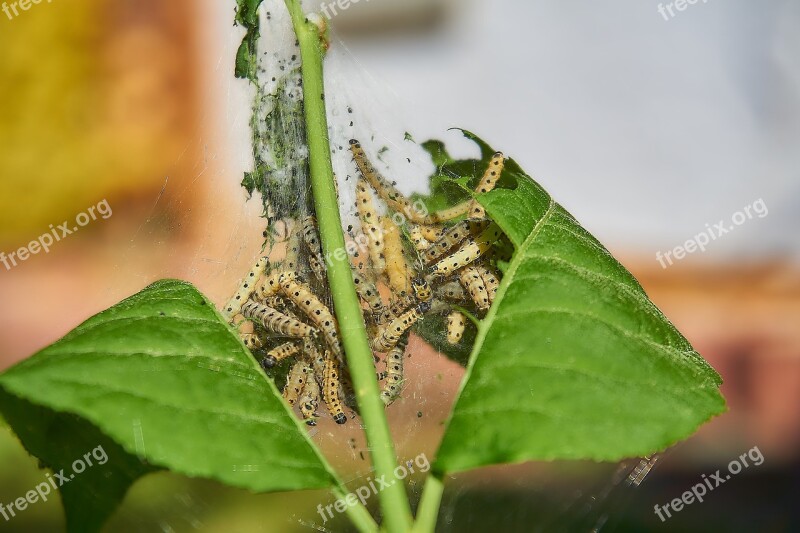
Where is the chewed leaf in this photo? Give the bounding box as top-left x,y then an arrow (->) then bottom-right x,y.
0,280 -> 335,533
432,131 -> 725,475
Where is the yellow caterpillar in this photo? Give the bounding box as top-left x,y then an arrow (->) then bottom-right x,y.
372,302 -> 431,352
381,217 -> 411,295
240,333 -> 263,351
222,257 -> 268,321
424,219 -> 491,264
241,300 -> 317,338
352,269 -> 384,312
323,358 -> 348,425
262,341 -> 302,369
298,368 -> 320,426
283,360 -> 311,406
411,277 -> 433,302
350,139 -> 428,223
474,263 -> 500,305
380,335 -> 408,406
428,223 -> 502,278
459,265 -> 491,311
278,273 -> 344,363
468,152 -> 505,219
355,178 -> 386,275
446,311 -> 466,345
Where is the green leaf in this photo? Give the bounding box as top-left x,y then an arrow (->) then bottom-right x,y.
0,280 -> 335,532
432,132 -> 726,475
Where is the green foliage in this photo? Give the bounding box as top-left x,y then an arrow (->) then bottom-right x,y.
0,280 -> 335,533
432,132 -> 726,475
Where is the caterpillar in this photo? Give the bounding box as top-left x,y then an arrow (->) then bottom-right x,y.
428,223 -> 502,278
278,272 -> 345,362
262,341 -> 302,369
378,290 -> 415,325
303,336 -> 327,384
381,217 -> 411,295
350,139 -> 428,223
474,262 -> 500,305
283,360 -> 312,406
355,178 -> 386,275
240,333 -> 263,351
459,265 -> 491,311
436,281 -> 466,302
422,152 -> 506,223
302,216 -> 327,282
407,224 -> 431,252
352,269 -> 384,312
380,334 -> 408,406
222,257 -> 268,321
419,224 -> 445,242
323,357 -> 348,424
284,227 -> 303,273
241,300 -> 317,338
298,368 -> 320,426
446,311 -> 466,345
257,271 -> 283,299
468,152 -> 505,219
424,219 -> 491,264
372,301 -> 431,352
411,277 -> 432,302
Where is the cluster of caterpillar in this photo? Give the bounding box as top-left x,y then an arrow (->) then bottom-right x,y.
220,139 -> 508,426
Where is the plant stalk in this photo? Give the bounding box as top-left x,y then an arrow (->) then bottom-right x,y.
282,2 -> 414,531
411,475 -> 444,533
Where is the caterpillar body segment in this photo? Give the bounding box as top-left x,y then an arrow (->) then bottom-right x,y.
424,219 -> 491,264
302,216 -> 327,282
407,224 -> 431,251
240,333 -> 263,351
257,271 -> 283,299
423,203 -> 471,225
241,300 -> 317,338
284,229 -> 303,273
378,291 -> 415,325
381,217 -> 411,295
459,266 -> 491,311
468,152 -> 505,219
428,223 -> 503,278
419,224 -> 445,242
474,262 -> 501,305
436,281 -> 466,302
278,273 -> 344,362
446,311 -> 466,345
303,337 -> 327,383
411,277 -> 433,302
372,301 -> 431,352
222,257 -> 268,321
262,341 -> 302,369
298,369 -> 321,426
352,269 -> 384,312
283,360 -> 311,406
355,178 -> 387,275
381,334 -> 408,406
350,139 -> 428,223
323,358 -> 348,424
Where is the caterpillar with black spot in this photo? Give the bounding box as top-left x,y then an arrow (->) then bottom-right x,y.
355,178 -> 386,275
411,277 -> 432,302
323,357 -> 348,424
428,223 -> 502,278
278,272 -> 344,363
446,311 -> 466,345
298,368 -> 320,426
222,257 -> 268,321
241,300 -> 317,338
372,301 -> 431,352
302,216 -> 328,283
283,360 -> 311,406
459,265 -> 491,311
474,262 -> 500,306
240,332 -> 263,351
352,269 -> 384,313
424,219 -> 491,264
468,152 -> 505,219
381,217 -> 411,295
381,334 -> 408,406
262,341 -> 302,369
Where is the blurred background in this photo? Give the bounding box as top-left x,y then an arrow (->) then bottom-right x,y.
1,0 -> 798,531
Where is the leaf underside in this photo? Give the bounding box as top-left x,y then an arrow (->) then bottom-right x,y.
431,131 -> 726,475
0,280 -> 334,532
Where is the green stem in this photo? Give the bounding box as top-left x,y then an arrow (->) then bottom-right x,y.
283,2 -> 414,532
411,475 -> 444,533
333,486 -> 381,533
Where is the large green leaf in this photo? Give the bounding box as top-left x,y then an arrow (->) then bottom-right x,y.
432,132 -> 726,475
0,280 -> 335,532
